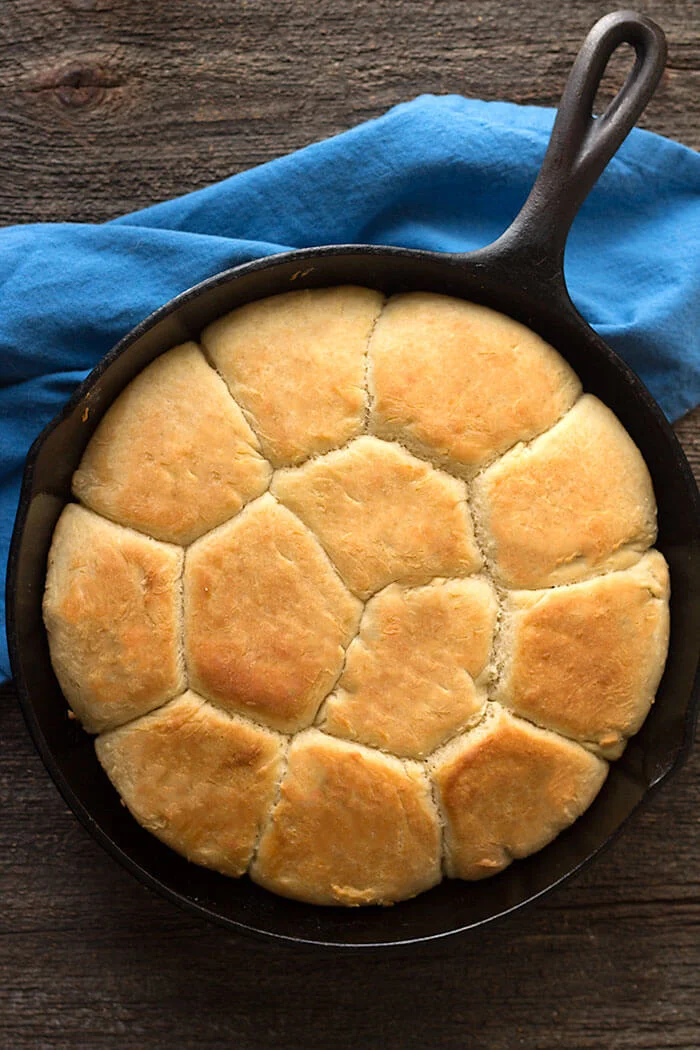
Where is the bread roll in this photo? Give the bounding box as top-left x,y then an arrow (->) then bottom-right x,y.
43,504 -> 184,733
431,705 -> 608,879
73,342 -> 270,545
321,576 -> 497,758
470,394 -> 657,589
184,494 -> 362,733
368,291 -> 581,474
96,692 -> 284,876
272,435 -> 481,598
202,286 -> 384,466
251,730 -> 441,905
496,551 -> 670,758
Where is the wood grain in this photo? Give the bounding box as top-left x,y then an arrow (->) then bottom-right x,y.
1,1 -> 699,1048
0,0 -> 698,223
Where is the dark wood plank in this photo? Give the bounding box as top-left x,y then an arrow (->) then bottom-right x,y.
0,0 -> 698,223
1,1 -> 699,1047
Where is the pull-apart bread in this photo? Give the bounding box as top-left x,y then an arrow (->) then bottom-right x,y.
43,287 -> 669,906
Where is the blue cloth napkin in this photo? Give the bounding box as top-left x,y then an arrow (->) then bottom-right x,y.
2,94 -> 699,678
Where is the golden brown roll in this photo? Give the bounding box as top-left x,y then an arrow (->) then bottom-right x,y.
368,291 -> 581,474
184,494 -> 362,733
43,504 -> 184,733
496,551 -> 670,758
470,394 -> 657,589
201,286 -> 384,466
251,730 -> 442,905
321,576 -> 497,758
271,435 -> 481,598
431,705 -> 608,880
95,691 -> 285,876
72,342 -> 271,545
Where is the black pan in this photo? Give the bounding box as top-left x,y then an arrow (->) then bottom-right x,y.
7,10 -> 700,949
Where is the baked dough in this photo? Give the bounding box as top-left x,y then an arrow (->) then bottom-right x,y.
73,342 -> 270,545
431,705 -> 608,880
43,504 -> 184,733
320,577 -> 497,758
496,551 -> 670,758
470,394 -> 657,588
95,691 -> 284,876
202,286 -> 384,466
43,287 -> 669,907
368,292 -> 581,474
250,730 -> 441,905
184,494 -> 362,733
271,435 -> 481,598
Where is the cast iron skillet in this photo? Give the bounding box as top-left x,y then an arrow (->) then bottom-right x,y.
7,10 -> 700,949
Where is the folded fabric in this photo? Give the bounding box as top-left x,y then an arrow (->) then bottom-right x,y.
1,94 -> 699,678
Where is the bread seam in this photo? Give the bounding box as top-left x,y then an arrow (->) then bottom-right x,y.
317,691 -> 489,762
429,699 -> 612,769
265,433 -> 377,478
196,336 -> 270,460
426,705 -> 501,877
93,687 -> 282,752
485,578 -> 510,709
95,687 -> 289,742
426,771 -> 448,877
465,389 -> 584,489
200,295 -> 387,471
175,676 -> 304,740
73,490 -> 282,549
368,341 -> 584,482
493,553 -> 666,595
63,500 -> 187,554
175,545 -> 188,694
266,493 -> 363,610
249,734 -> 291,871
496,696 -> 629,760
313,598 -> 368,728
361,294 -> 387,433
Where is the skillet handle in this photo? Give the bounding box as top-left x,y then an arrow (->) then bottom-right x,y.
484,11 -> 667,280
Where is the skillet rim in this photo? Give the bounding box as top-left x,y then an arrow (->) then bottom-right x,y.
7,242 -> 700,949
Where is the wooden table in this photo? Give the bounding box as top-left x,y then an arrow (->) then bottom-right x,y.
1,2 -> 698,1047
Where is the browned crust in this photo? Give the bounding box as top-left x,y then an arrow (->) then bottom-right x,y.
431,706 -> 608,880
201,286 -> 385,466
184,494 -> 362,733
271,436 -> 481,598
95,692 -> 285,876
368,291 -> 581,473
43,504 -> 185,733
72,342 -> 270,545
250,731 -> 441,905
321,577 -> 497,758
471,395 -> 657,589
497,551 -> 670,758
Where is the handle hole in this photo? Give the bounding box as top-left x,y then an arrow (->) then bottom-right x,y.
592,42 -> 636,117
